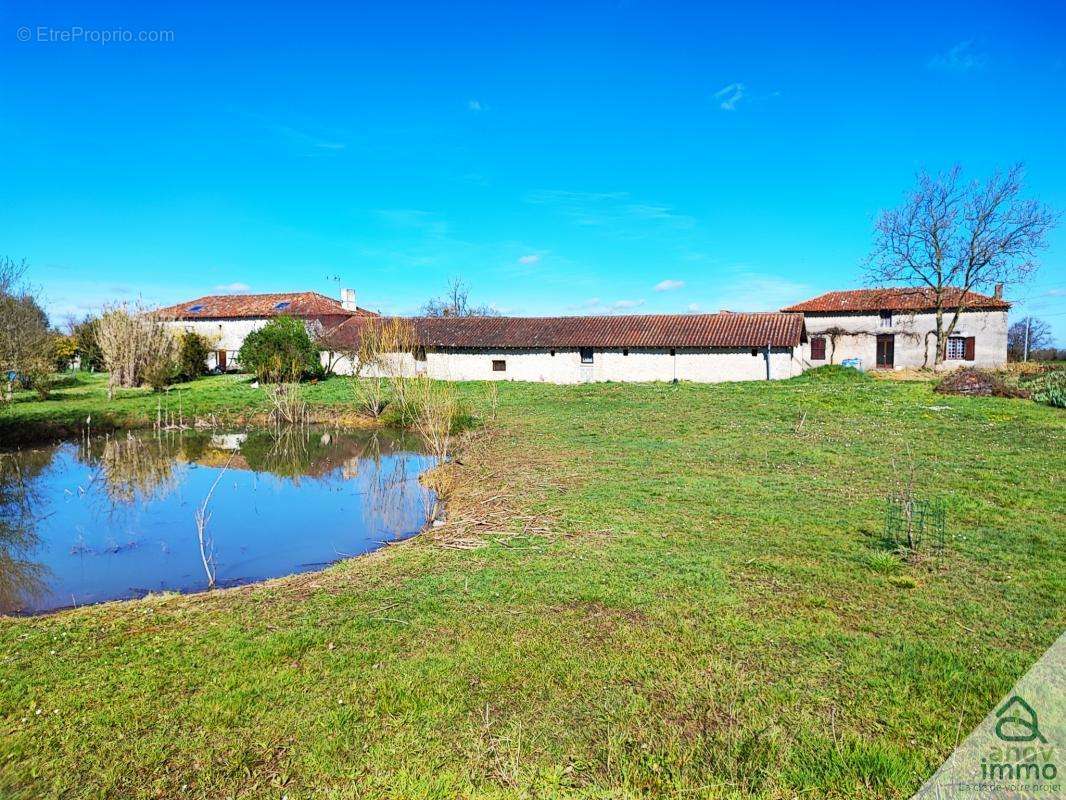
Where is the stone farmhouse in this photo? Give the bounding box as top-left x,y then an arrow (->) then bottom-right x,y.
158,289 -> 376,371
782,286 -> 1010,370
159,284 -> 1010,382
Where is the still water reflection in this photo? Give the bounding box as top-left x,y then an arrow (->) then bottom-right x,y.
0,427 -> 437,614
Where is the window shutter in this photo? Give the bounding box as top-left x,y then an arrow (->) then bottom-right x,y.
964,336 -> 976,361
810,337 -> 826,360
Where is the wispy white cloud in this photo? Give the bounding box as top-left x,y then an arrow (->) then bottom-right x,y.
928,41 -> 986,72
270,123 -> 345,151
687,302 -> 702,313
654,279 -> 685,292
468,99 -> 483,112
714,82 -> 746,111
526,190 -> 695,234
237,110 -> 347,154
214,282 -> 251,293
518,254 -> 541,265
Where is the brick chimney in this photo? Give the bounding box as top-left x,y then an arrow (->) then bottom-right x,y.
994,282 -> 1004,300
340,288 -> 358,311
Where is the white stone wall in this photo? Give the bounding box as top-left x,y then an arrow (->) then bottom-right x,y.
165,319 -> 268,370
326,346 -> 804,383
166,318 -> 327,371
800,310 -> 1007,370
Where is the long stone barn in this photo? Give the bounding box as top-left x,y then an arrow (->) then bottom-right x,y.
321,312 -> 810,383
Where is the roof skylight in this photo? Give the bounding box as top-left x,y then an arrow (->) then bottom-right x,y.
274,301 -> 291,310
187,304 -> 204,313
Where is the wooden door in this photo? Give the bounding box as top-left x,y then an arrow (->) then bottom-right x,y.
876,335 -> 894,368
217,350 -> 227,371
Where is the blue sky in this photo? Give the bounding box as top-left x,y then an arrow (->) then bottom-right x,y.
3,0 -> 1065,339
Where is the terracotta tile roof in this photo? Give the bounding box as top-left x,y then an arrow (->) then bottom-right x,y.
324,312 -> 806,350
782,287 -> 1009,313
158,292 -> 377,320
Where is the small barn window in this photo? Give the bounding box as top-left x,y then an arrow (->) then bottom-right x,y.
413,346 -> 427,362
879,311 -> 893,327
550,349 -> 556,357
751,348 -> 758,357
580,347 -> 594,364
623,348 -> 629,356
669,348 -> 676,357
810,337 -> 826,360
492,359 -> 506,372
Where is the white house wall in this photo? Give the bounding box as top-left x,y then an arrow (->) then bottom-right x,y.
167,318 -> 327,370
801,310 -> 1007,369
326,346 -> 803,383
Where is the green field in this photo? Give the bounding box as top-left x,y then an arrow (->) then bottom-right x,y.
1,372 -> 1064,798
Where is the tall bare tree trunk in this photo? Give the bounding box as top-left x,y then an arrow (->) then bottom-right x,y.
934,305 -> 945,366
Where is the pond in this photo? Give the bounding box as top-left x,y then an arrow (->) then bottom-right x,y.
0,427 -> 438,614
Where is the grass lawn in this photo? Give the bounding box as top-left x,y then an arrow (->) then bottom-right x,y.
1,371 -> 1063,798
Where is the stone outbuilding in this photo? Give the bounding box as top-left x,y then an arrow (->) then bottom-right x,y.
322,312 -> 809,383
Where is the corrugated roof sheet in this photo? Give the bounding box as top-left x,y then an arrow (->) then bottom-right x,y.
158,292 -> 376,320
324,312 -> 806,350
782,287 -> 1009,313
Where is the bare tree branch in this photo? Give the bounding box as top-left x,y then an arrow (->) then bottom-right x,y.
865,164 -> 1059,364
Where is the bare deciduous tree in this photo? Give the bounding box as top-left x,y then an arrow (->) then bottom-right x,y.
96,302 -> 178,399
866,164 -> 1059,365
1008,317 -> 1053,361
421,277 -> 500,318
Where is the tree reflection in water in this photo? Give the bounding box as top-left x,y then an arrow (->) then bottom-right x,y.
0,452 -> 51,613
92,432 -> 180,505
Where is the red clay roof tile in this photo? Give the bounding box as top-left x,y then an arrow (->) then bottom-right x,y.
782,287 -> 1009,313
158,292 -> 376,320
324,312 -> 806,350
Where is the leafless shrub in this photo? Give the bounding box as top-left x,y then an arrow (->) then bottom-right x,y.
96,302 -> 177,399
194,454 -> 233,588
410,376 -> 460,461
485,382 -> 499,422
353,376 -> 389,419
886,446 -> 946,559
266,383 -> 307,426
346,317 -> 420,421
381,318 -> 419,416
